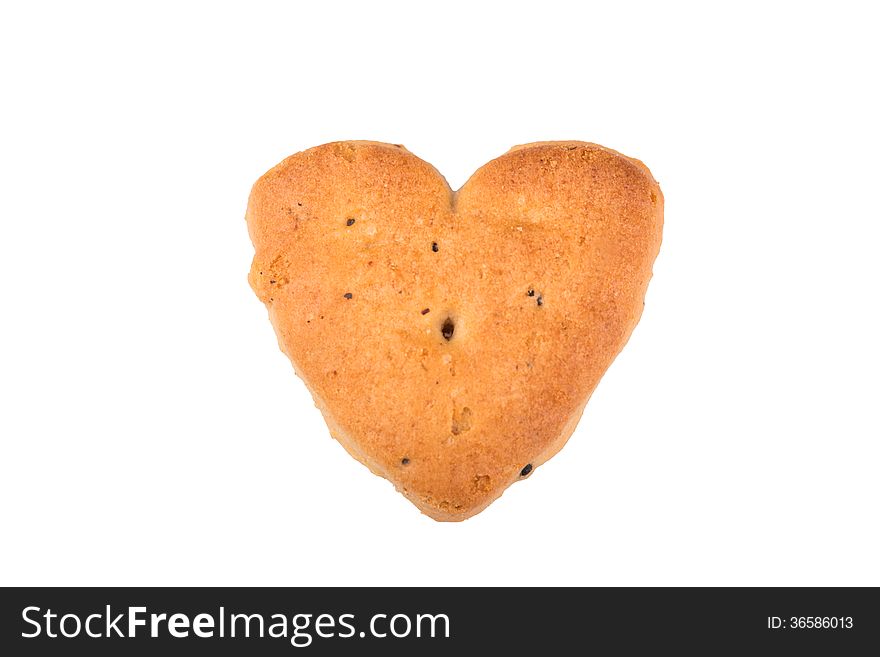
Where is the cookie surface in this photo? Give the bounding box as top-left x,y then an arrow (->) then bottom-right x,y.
247,141 -> 663,521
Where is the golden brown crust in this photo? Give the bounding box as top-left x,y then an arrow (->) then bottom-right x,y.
246,141 -> 663,521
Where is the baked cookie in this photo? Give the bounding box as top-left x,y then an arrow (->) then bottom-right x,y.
246,141 -> 663,521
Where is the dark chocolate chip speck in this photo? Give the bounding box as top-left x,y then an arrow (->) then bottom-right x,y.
527,289 -> 535,297
441,318 -> 455,341
346,218 -> 356,226
520,464 -> 533,477
421,308 -> 430,315
431,242 -> 439,252
536,295 -> 544,306
344,292 -> 353,299
401,458 -> 410,465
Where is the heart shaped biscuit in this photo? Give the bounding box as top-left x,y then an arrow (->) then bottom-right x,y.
247,141 -> 663,521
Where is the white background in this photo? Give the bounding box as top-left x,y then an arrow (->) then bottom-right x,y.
1,1 -> 878,586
